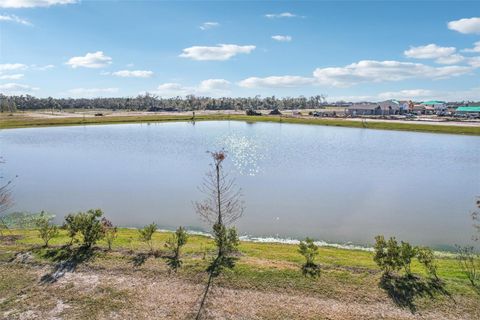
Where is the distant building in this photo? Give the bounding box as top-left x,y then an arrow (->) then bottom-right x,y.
455,106 -> 480,115
413,104 -> 434,115
421,100 -> 446,113
346,100 -> 402,116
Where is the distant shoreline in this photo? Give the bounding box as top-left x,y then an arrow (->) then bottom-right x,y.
2,111 -> 480,135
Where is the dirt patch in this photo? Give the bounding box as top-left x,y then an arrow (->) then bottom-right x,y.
0,235 -> 23,245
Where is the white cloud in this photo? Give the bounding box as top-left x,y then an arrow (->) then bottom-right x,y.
152,79 -> 231,97
313,60 -> 472,87
67,87 -> 119,97
110,70 -> 154,78
448,17 -> 480,34
197,79 -> 230,93
377,89 -> 435,101
271,35 -> 292,42
0,63 -> 28,72
0,73 -> 24,80
199,22 -> 219,30
66,51 -> 112,68
0,0 -> 77,8
435,54 -> 465,65
329,87 -> 480,102
238,76 -> 314,88
403,44 -> 464,64
154,83 -> 189,96
32,64 -> 55,71
0,83 -> 38,94
463,41 -> 480,53
265,12 -> 298,19
404,44 -> 456,59
468,56 -> 480,68
0,14 -> 32,26
328,89 -> 435,102
179,44 -> 255,61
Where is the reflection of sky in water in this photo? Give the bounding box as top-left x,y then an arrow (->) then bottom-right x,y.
216,133 -> 265,176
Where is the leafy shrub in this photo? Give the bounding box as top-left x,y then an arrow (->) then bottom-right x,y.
101,217 -> 117,250
165,226 -> 188,272
416,247 -> 438,279
36,211 -> 58,247
138,223 -> 157,251
207,223 -> 239,276
298,237 -> 320,277
456,245 -> 479,286
373,235 -> 402,275
64,209 -> 105,248
399,241 -> 417,276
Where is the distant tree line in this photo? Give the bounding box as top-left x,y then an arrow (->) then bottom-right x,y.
0,93 -> 327,112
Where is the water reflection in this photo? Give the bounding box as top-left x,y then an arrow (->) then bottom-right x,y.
218,133 -> 264,176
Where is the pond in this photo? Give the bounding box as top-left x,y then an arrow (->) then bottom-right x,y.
1,121 -> 479,249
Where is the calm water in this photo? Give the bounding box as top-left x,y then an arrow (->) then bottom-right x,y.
1,121 -> 479,249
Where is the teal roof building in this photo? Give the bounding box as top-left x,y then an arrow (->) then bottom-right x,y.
456,106 -> 480,112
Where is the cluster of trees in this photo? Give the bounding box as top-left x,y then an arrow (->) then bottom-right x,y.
0,93 -> 327,112
373,236 -> 438,279
36,208 -> 189,273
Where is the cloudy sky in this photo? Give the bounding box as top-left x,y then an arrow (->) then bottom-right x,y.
0,0 -> 479,101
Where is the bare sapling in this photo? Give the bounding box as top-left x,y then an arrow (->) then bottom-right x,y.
194,151 -> 244,320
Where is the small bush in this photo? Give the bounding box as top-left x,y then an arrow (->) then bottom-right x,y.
64,209 -> 105,248
36,211 -> 58,247
138,223 -> 157,251
399,241 -> 416,276
373,235 -> 401,275
207,223 -> 239,276
165,226 -> 188,272
456,245 -> 479,287
416,247 -> 438,279
298,237 -> 320,277
101,217 -> 117,250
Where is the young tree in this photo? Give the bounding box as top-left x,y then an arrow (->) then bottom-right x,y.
63,209 -> 105,249
194,151 -> 244,320
165,226 -> 188,272
101,217 -> 117,251
416,247 -> 438,280
456,246 -> 479,286
298,237 -> 320,277
36,211 -> 59,247
138,222 -> 157,252
373,235 -> 401,276
399,241 -> 416,276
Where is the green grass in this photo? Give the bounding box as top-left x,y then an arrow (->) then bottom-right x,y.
1,227 -> 479,318
1,228 -> 477,295
2,113 -> 480,135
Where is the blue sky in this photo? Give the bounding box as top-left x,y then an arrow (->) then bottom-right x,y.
0,0 -> 479,101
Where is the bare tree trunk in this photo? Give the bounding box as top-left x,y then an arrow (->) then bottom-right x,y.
195,256 -> 218,320
216,163 -> 222,225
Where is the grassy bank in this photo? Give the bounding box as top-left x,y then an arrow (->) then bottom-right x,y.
2,113 -> 480,135
1,228 -> 479,319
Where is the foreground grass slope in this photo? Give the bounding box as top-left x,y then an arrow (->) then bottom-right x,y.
2,113 -> 480,135
1,228 -> 479,319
